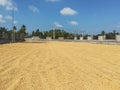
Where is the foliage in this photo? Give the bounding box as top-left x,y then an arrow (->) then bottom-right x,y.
0,25 -> 120,41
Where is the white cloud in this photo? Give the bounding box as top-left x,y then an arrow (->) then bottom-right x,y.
0,14 -> 18,24
0,14 -> 6,23
54,22 -> 63,28
46,0 -> 60,2
0,0 -> 18,11
29,5 -> 39,13
60,7 -> 77,16
13,20 -> 18,24
69,21 -> 79,26
5,15 -> 12,20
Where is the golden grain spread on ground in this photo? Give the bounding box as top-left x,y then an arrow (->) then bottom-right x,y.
0,42 -> 120,90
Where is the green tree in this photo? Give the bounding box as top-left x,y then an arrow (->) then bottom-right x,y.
101,30 -> 105,35
19,25 -> 26,34
7,30 -> 12,40
0,27 -> 7,39
17,25 -> 27,40
34,29 -> 40,36
32,31 -> 35,36
13,26 -> 17,31
113,30 -> 116,35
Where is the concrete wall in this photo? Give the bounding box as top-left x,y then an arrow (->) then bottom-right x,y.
87,36 -> 93,41
25,36 -> 40,42
32,36 -> 40,40
80,37 -> 83,40
25,38 -> 32,42
116,35 -> 120,42
46,37 -> 52,40
98,35 -> 106,41
58,37 -> 64,40
74,37 -> 77,40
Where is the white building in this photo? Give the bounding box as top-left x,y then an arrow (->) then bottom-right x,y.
116,35 -> 120,42
74,36 -> 77,40
98,35 -> 106,41
46,37 -> 52,40
87,36 -> 93,41
58,37 -> 64,40
80,37 -> 83,40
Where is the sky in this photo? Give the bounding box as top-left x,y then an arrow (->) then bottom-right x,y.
0,0 -> 120,34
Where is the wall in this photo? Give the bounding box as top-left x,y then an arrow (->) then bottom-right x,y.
116,35 -> 120,42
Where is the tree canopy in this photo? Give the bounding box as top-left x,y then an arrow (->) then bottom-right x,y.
0,25 -> 120,40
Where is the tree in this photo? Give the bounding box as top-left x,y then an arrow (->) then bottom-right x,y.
106,32 -> 115,39
7,30 -> 12,40
113,30 -> 116,35
34,29 -> 40,36
101,30 -> 105,35
32,31 -> 35,36
19,25 -> 26,34
0,27 -> 7,39
13,26 -> 17,31
17,25 -> 27,41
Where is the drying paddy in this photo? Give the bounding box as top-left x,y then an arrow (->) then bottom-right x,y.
0,42 -> 120,90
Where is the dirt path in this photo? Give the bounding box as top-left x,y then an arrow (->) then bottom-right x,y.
0,42 -> 120,90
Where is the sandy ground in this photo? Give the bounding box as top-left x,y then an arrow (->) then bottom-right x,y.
0,42 -> 120,90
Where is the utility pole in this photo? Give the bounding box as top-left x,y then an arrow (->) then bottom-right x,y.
80,30 -> 85,37
73,29 -> 77,40
12,8 -> 15,43
53,26 -> 56,40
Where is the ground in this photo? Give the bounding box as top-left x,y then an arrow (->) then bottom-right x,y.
0,42 -> 120,90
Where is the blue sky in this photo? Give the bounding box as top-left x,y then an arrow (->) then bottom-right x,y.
0,0 -> 120,34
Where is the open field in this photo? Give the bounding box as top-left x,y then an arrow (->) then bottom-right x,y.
0,42 -> 120,90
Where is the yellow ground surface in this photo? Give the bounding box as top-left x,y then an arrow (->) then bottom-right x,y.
0,42 -> 120,90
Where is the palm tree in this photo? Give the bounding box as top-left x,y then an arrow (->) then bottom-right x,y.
101,30 -> 105,35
